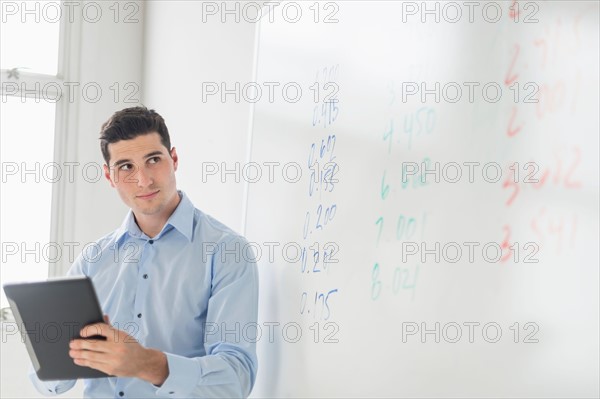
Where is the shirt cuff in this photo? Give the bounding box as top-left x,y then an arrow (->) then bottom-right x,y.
154,352 -> 201,397
28,364 -> 76,396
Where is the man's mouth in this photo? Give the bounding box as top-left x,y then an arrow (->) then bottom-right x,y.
137,190 -> 159,200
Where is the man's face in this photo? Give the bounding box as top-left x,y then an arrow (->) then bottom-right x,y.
103,132 -> 178,217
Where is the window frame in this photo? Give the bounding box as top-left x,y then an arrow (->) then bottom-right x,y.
0,1 -> 83,284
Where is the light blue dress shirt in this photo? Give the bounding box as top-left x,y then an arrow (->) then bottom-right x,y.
29,191 -> 259,398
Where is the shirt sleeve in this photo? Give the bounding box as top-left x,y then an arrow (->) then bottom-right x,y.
155,235 -> 259,398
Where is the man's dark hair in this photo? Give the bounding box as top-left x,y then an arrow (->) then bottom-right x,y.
99,106 -> 171,165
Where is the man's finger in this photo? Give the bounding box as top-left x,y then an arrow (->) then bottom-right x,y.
70,348 -> 109,363
70,338 -> 110,352
80,322 -> 112,338
73,356 -> 112,374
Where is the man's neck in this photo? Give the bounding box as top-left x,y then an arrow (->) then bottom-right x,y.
134,192 -> 182,238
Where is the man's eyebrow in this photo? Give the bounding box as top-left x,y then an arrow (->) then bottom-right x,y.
144,150 -> 164,159
112,158 -> 131,168
112,150 -> 165,167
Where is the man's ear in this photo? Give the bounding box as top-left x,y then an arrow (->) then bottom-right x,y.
103,164 -> 116,188
170,147 -> 179,171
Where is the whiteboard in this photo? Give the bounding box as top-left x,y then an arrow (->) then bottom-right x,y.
244,1 -> 599,397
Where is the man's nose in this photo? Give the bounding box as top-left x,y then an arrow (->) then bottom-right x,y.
136,166 -> 154,187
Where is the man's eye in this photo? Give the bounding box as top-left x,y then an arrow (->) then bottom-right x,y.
119,164 -> 133,171
148,157 -> 160,164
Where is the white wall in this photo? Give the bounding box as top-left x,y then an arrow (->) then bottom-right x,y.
64,7 -> 144,264
142,0 -> 257,233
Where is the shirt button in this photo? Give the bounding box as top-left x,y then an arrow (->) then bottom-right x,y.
169,392 -> 175,395
118,392 -> 124,397
148,239 -> 154,244
143,274 -> 148,279
137,313 -> 142,318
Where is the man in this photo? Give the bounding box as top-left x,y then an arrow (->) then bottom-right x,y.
29,106 -> 258,398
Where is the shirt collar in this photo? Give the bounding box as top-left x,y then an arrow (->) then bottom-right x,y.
114,190 -> 194,246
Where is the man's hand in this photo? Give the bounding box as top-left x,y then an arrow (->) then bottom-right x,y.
69,315 -> 169,386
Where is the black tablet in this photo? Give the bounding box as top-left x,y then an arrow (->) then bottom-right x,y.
3,276 -> 110,381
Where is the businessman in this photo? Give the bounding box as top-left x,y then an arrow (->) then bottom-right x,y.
29,106 -> 259,398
